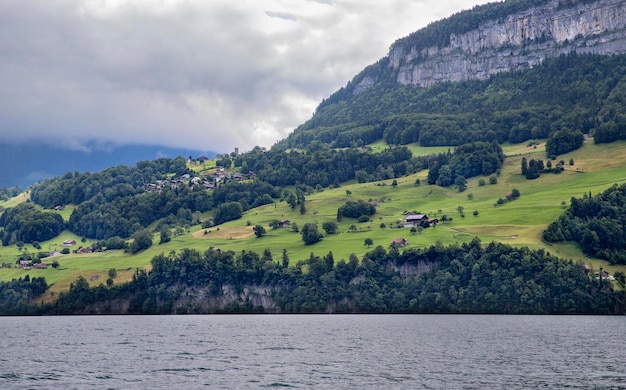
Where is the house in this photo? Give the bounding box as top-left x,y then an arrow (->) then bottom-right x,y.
279,220 -> 291,228
404,213 -> 428,227
428,218 -> 439,226
62,239 -> 76,246
390,237 -> 408,248
75,247 -> 93,254
33,263 -> 48,269
197,156 -> 209,162
54,205 -> 64,211
595,270 -> 614,280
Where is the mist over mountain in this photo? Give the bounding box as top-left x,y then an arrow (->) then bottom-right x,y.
0,142 -> 214,188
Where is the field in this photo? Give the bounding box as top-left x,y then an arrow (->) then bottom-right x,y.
2,138 -> 626,295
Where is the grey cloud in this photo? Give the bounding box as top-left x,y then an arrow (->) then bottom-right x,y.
0,0 -> 489,153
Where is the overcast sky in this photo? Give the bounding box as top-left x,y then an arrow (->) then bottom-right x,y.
0,0 -> 491,153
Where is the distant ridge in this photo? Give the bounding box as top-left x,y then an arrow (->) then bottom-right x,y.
0,142 -> 215,188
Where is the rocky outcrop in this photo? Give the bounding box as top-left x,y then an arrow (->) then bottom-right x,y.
172,285 -> 280,313
383,0 -> 626,88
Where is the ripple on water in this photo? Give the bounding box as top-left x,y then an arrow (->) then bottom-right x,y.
0,315 -> 625,389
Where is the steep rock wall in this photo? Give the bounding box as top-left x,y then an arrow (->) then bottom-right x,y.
386,0 -> 626,87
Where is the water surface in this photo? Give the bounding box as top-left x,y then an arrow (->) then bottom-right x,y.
1,315 -> 624,389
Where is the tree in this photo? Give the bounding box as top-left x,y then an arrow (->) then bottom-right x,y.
489,176 -> 498,184
391,179 -> 398,187
281,249 -> 289,268
301,223 -> 323,245
322,221 -> 338,234
269,219 -> 281,229
526,159 -> 540,180
108,268 -> 118,279
521,157 -> 528,175
436,165 -> 453,186
346,189 -> 352,197
51,260 -> 59,269
286,193 -> 297,209
214,202 -> 243,225
338,200 -> 376,219
473,210 -> 479,217
128,229 -> 153,254
410,227 -> 417,235
253,225 -> 266,238
545,128 -> 584,156
364,238 -> 373,247
159,229 -> 171,244
455,176 -> 467,192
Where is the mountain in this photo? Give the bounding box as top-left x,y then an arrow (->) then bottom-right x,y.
0,142 -> 215,188
277,0 -> 626,150
372,0 -> 626,88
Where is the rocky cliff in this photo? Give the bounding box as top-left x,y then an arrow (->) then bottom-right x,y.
358,0 -> 626,91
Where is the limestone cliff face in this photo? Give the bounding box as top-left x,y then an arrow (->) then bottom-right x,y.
380,0 -> 626,88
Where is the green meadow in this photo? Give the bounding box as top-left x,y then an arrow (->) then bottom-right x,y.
2,138 -> 626,296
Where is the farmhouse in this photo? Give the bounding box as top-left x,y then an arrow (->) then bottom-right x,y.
404,213 -> 428,227
390,237 -> 408,248
279,220 -> 291,228
62,239 -> 76,246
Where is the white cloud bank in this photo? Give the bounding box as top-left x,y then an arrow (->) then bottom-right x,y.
0,0 -> 490,152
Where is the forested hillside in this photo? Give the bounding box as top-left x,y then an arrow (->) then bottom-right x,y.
544,183 -> 626,264
44,239 -> 623,315
279,54 -> 626,150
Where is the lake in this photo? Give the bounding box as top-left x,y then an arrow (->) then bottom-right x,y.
1,315 -> 625,389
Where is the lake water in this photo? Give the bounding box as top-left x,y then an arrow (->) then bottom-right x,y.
0,315 -> 625,389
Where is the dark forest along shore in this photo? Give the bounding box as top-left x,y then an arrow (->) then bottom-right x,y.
1,315 -> 625,389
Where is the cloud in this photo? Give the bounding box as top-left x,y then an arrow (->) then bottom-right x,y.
0,0 -> 490,152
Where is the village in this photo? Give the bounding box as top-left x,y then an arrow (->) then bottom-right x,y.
142,157 -> 257,194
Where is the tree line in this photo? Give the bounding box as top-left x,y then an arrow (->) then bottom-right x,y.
35,238 -> 624,315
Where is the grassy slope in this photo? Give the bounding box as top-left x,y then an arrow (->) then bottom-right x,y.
2,139 -> 626,296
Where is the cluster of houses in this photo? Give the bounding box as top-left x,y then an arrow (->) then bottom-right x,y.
18,261 -> 48,269
62,239 -> 94,254
143,169 -> 257,194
